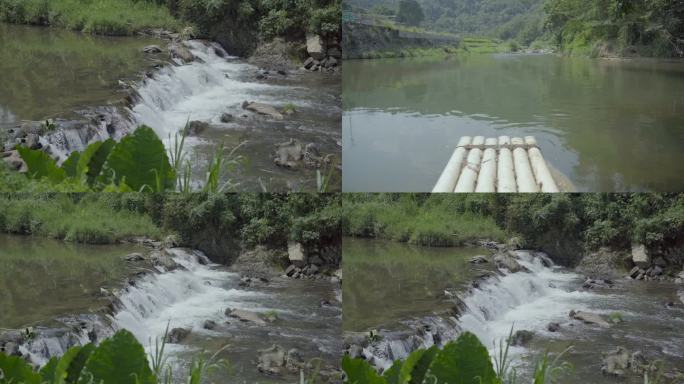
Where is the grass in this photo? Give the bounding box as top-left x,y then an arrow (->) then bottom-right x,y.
0,0 -> 181,35
342,198 -> 507,247
0,194 -> 162,244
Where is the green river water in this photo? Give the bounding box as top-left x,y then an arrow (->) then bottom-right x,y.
343,54 -> 684,192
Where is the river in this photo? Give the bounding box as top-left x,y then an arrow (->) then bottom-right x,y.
342,54 -> 684,192
0,23 -> 341,191
0,235 -> 342,383
343,238 -> 684,383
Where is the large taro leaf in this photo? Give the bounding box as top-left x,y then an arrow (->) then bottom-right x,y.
78,139 -> 115,185
342,355 -> 387,384
81,330 -> 156,384
428,332 -> 496,384
382,359 -> 403,384
102,126 -> 174,191
61,151 -> 81,178
17,146 -> 66,183
0,353 -> 42,384
402,345 -> 438,384
39,344 -> 93,384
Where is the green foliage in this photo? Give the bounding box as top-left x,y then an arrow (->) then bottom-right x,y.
103,126 -> 175,192
14,126 -> 174,192
544,0 -> 684,57
0,0 -> 181,35
0,329 -> 227,384
396,0 -> 424,26
343,332 -> 497,384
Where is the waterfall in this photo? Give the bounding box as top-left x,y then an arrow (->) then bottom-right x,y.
110,248 -> 266,351
129,40 -> 287,145
362,250 -> 597,370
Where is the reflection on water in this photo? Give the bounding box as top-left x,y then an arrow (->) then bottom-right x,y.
343,54 -> 684,192
0,234 -> 141,328
342,237 -> 485,332
0,23 -> 159,124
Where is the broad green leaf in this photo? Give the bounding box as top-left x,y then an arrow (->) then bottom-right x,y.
17,146 -> 66,183
403,345 -> 438,384
65,343 -> 95,383
61,152 -> 81,178
82,330 -> 156,384
78,139 -> 115,185
428,332 -> 496,384
342,355 -> 386,384
102,126 -> 174,191
40,345 -> 86,384
0,353 -> 42,384
382,359 -> 403,384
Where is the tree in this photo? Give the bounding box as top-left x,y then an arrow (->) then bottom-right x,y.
397,0 -> 424,26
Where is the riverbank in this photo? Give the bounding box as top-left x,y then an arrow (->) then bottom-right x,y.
343,241 -> 684,383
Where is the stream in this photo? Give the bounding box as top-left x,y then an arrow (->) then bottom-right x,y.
0,235 -> 341,383
0,23 -> 341,191
343,238 -> 684,383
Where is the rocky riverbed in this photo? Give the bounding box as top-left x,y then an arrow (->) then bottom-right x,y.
343,239 -> 684,383
0,235 -> 342,383
1,23 -> 341,191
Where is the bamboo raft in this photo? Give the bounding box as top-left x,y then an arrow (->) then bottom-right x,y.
433,136 -> 563,193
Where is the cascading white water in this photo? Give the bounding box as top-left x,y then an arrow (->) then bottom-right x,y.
458,250 -> 597,357
363,250 -> 598,370
129,41 -> 290,145
110,248 -> 267,353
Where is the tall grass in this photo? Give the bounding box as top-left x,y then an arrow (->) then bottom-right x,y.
0,0 -> 181,35
342,198 -> 507,247
0,194 -> 162,243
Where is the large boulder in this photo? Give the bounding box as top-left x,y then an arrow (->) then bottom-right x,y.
509,330 -> 534,346
166,328 -> 190,344
631,244 -> 651,269
288,242 -> 306,267
306,34 -> 325,60
493,252 -> 523,273
169,42 -> 195,62
569,310 -> 611,328
226,308 -> 266,325
256,345 -> 304,375
242,101 -> 284,120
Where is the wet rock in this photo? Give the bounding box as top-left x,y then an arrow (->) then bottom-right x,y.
601,347 -> 630,377
630,350 -> 649,374
650,265 -> 663,276
582,278 -> 614,289
547,322 -> 560,332
149,250 -> 181,271
220,113 -> 234,123
263,311 -> 278,323
169,42 -> 195,62
124,252 -> 145,262
493,252 -> 522,273
0,342 -> 21,356
309,255 -> 324,266
303,57 -> 315,69
285,348 -> 304,372
203,320 -> 217,330
25,133 -> 41,150
653,256 -> 667,267
242,101 -> 284,120
185,121 -> 210,136
535,252 -> 554,267
162,235 -> 179,248
257,345 -> 286,375
325,56 -> 338,68
631,244 -> 650,269
225,308 -> 266,325
288,242 -> 306,267
629,266 -> 642,279
469,255 -> 489,264
569,310 -> 611,328
285,265 -> 298,277
347,344 -> 363,359
143,45 -> 162,54
509,330 -> 534,346
166,328 -> 190,344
